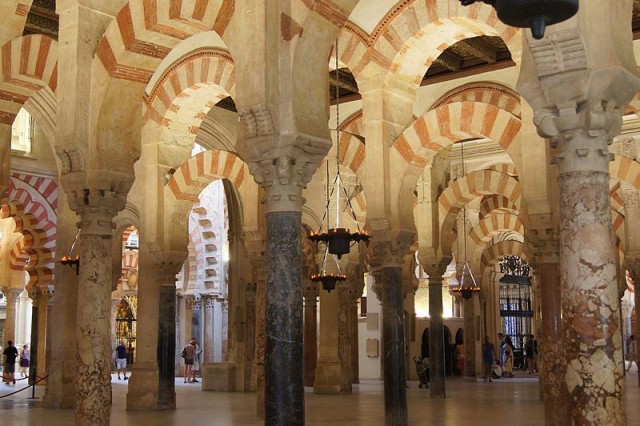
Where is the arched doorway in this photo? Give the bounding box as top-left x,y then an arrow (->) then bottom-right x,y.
115,296 -> 137,365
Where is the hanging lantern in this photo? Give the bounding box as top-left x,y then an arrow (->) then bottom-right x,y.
310,272 -> 346,293
459,0 -> 579,40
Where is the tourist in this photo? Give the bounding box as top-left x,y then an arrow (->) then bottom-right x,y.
2,340 -> 19,385
482,336 -> 495,382
116,340 -> 128,380
626,335 -> 638,372
181,339 -> 196,383
503,336 -> 514,378
19,344 -> 30,378
191,338 -> 202,383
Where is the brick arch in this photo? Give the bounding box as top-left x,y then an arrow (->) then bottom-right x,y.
470,212 -> 523,246
0,34 -> 58,125
438,170 -> 521,255
338,111 -> 366,175
337,1 -> 518,80
430,82 -> 521,118
142,49 -> 235,125
480,239 -> 527,276
610,155 -> 640,190
95,0 -> 234,84
191,202 -> 219,290
479,194 -> 518,219
393,102 -> 521,171
167,149 -> 247,202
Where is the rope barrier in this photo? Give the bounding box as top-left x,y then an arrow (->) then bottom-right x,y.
0,374 -> 49,400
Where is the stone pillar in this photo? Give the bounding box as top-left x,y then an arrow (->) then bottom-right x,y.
338,285 -> 352,393
73,205 -> 118,426
244,282 -> 257,391
2,287 -> 21,346
303,280 -> 318,387
156,262 -> 181,409
203,295 -> 215,363
314,283 -> 342,394
427,269 -> 446,398
27,288 -> 40,386
191,296 -> 202,346
371,234 -> 412,426
348,280 -> 362,384
463,296 -> 476,378
537,248 -> 566,425
518,11 -> 640,421
44,288 -> 54,377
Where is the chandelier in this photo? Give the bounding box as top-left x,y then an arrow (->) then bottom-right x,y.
448,141 -> 480,300
499,255 -> 531,285
60,228 -> 81,275
459,0 -> 579,40
308,40 -> 369,292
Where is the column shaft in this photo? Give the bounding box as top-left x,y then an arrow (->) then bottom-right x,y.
28,292 -> 40,386
264,212 -> 304,425
2,288 -> 20,346
75,220 -> 114,426
429,278 -> 446,398
349,297 -> 360,384
338,286 -> 352,393
245,283 -> 257,391
314,288 -> 341,394
463,297 -> 476,378
157,284 -> 177,409
303,292 -> 318,387
203,297 -> 215,363
381,265 -> 408,425
539,262 -> 567,425
559,166 -> 624,423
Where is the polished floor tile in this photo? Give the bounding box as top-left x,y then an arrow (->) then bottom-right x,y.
1,369 -> 638,425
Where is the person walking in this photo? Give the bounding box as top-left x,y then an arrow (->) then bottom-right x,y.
191,338 -> 202,383
181,339 -> 196,383
503,336 -> 514,378
482,336 -> 495,382
2,340 -> 19,385
115,340 -> 128,380
19,344 -> 30,378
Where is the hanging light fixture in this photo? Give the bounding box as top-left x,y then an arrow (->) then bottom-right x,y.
459,0 -> 579,40
59,228 -> 81,275
448,141 -> 480,300
308,39 -> 370,261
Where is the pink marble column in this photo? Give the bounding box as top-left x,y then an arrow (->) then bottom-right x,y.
555,127 -> 625,424
538,258 -> 567,425
303,281 -> 318,387
74,208 -> 117,426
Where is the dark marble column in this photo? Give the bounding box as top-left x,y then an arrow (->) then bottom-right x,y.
303,281 -> 318,387
264,211 -> 304,425
381,265 -> 408,425
157,270 -> 178,410
538,259 -> 567,425
27,289 -> 40,386
74,209 -> 116,426
428,273 -> 446,398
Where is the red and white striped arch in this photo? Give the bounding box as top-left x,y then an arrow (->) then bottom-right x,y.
95,0 -> 234,84
337,0 -> 519,80
393,102 -> 521,170
338,111 -> 366,175
480,239 -> 527,276
430,82 -> 521,118
469,212 -> 523,247
0,1 -> 32,45
0,34 -> 57,125
610,155 -> 640,190
143,49 -> 235,125
479,194 -> 518,219
167,149 -> 248,202
438,170 -> 521,255
1,173 -> 57,286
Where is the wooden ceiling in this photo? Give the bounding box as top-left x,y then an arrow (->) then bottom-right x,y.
23,0 -> 58,40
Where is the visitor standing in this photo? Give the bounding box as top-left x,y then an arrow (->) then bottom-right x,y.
116,340 -> 128,380
19,344 -> 30,378
503,336 -> 514,378
2,340 -> 19,385
482,336 -> 495,382
181,339 -> 196,383
191,338 -> 202,383
626,335 -> 638,372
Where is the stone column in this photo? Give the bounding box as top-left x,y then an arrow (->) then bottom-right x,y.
27,288 -> 40,386
156,262 -> 181,409
73,203 -> 118,426
191,296 -> 202,346
2,287 -> 21,346
463,295 -> 476,378
203,295 -> 216,363
314,282 -> 342,394
537,246 -> 566,425
427,269 -> 446,398
338,285 -> 352,393
244,282 -> 257,391
371,234 -> 412,426
518,13 -> 640,421
303,280 -> 318,387
44,288 -> 54,377
348,280 -> 362,384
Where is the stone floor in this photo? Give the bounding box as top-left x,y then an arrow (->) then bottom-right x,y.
1,368 -> 639,425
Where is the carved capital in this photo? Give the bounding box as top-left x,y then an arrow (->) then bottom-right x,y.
528,228 -> 560,264
202,295 -> 216,310
368,229 -> 414,268
156,260 -> 183,285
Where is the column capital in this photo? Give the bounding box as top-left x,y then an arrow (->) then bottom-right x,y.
368,229 -> 414,269
1,286 -> 23,300
238,129 -> 330,213
202,295 -> 216,309
528,228 -> 560,264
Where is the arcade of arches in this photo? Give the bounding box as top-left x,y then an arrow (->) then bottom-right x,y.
0,1 -> 640,425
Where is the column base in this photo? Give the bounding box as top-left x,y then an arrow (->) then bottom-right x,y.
126,362 -> 161,410
44,365 -> 76,408
313,360 -> 342,394
202,363 -> 236,391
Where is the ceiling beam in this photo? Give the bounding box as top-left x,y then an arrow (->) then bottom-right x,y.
456,38 -> 497,64
434,50 -> 461,71
329,69 -> 359,94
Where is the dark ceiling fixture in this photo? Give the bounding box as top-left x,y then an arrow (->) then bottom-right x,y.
459,0 -> 579,40
59,228 -> 81,275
